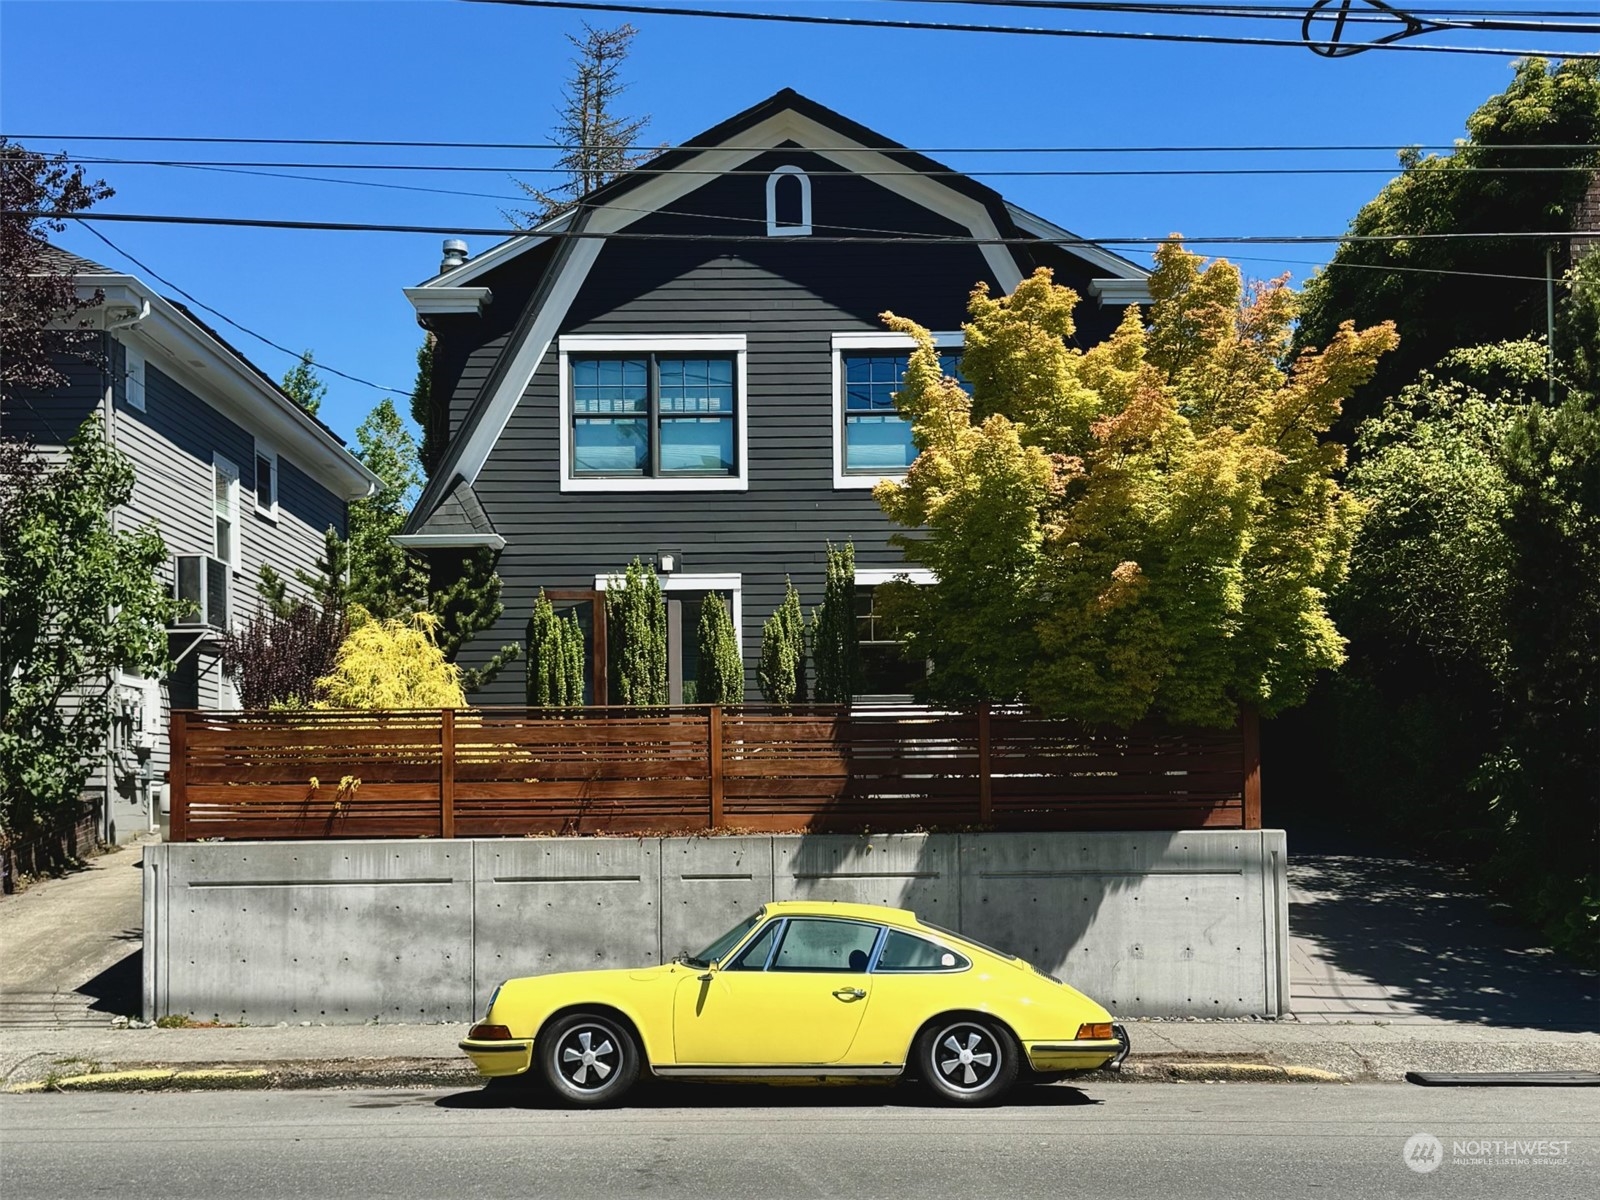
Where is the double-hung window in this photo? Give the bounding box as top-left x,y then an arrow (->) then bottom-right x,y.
213,454 -> 241,573
561,337 -> 747,491
833,332 -> 966,487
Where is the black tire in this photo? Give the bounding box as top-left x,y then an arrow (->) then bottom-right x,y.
915,1016 -> 1019,1106
537,1012 -> 642,1107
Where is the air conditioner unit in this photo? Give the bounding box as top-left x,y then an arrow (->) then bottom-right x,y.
172,554 -> 230,630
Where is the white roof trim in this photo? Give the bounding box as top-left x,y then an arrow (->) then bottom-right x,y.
1005,203 -> 1153,292
404,286 -> 493,316
1089,278 -> 1153,307
72,275 -> 378,499
448,107 -> 1027,491
413,211 -> 576,289
391,533 -> 507,551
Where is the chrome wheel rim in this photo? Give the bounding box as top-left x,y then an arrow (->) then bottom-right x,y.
556,1024 -> 619,1091
932,1023 -> 1000,1092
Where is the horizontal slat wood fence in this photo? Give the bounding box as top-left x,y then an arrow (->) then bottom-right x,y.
168,705 -> 1260,841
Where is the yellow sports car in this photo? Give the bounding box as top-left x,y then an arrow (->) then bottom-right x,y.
460,900 -> 1129,1106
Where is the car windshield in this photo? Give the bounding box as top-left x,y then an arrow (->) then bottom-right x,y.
682,912 -> 759,969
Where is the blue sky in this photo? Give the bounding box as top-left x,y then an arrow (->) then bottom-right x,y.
0,1 -> 1570,443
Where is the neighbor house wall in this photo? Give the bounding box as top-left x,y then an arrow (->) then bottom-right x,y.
143,830 -> 1289,1025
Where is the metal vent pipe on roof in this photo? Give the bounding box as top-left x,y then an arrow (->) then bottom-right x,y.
441,239 -> 469,273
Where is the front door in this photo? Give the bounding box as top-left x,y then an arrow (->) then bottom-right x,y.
673,917 -> 881,1065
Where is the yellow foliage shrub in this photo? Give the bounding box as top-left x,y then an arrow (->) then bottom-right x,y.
315,607 -> 467,709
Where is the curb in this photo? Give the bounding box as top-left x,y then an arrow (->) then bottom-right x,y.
3,1056 -> 1349,1093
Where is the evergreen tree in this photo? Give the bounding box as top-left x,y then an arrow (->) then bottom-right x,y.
514,23 -> 650,224
606,559 -> 667,705
280,350 -> 326,417
348,397 -> 428,621
759,578 -> 807,706
811,543 -> 858,704
695,593 -> 743,705
410,333 -> 445,480
526,590 -> 586,707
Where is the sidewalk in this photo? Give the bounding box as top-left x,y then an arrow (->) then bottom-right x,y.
4,1019 -> 1598,1091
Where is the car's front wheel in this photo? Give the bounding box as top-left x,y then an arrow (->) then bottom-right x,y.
916,1017 -> 1019,1105
538,1012 -> 641,1107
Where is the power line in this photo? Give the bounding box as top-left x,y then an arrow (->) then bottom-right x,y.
451,0 -> 1600,57
52,154 -> 1600,179
884,0 -> 1600,34
22,209 -> 1597,247
12,133 -> 1600,155
75,224 -> 408,397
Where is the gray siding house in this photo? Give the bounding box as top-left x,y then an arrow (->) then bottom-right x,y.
5,248 -> 378,843
401,90 -> 1152,704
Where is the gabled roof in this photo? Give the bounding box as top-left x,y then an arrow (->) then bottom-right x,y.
405,88 -> 1153,535
37,242 -> 379,500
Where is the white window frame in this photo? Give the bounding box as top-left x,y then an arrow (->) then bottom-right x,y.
593,570 -> 743,658
853,566 -> 936,703
766,165 -> 812,237
558,335 -> 749,493
832,331 -> 963,490
253,442 -> 280,522
123,344 -> 146,411
212,453 -> 242,574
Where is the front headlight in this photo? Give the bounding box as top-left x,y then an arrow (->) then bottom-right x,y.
484,982 -> 503,1019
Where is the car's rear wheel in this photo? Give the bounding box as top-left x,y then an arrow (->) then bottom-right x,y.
916,1017 -> 1018,1106
538,1012 -> 641,1107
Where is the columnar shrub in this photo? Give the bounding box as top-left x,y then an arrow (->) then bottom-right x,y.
696,592 -> 744,705
526,589 -> 586,707
811,542 -> 858,704
759,578 -> 807,705
606,558 -> 668,705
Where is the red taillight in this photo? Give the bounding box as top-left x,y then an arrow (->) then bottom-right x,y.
468,1023 -> 513,1041
1075,1022 -> 1114,1041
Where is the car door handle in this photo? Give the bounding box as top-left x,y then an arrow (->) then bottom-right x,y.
832,987 -> 866,1001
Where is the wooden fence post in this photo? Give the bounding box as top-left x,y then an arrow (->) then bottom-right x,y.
168,709 -> 188,843
977,703 -> 993,826
708,705 -> 725,830
440,708 -> 456,839
1241,707 -> 1261,831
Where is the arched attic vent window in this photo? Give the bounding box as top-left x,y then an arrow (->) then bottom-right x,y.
766,165 -> 812,237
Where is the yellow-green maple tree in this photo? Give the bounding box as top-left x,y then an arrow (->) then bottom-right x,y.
874,243 -> 1398,726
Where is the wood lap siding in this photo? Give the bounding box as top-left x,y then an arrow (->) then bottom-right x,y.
168,707 -> 1257,840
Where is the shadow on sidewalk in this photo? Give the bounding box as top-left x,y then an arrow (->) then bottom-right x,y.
76,942 -> 142,1019
1288,831 -> 1598,1032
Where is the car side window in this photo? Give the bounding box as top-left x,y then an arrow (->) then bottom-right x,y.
874,930 -> 971,973
723,920 -> 781,970
769,919 -> 881,973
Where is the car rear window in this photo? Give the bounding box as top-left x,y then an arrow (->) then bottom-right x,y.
874,929 -> 970,973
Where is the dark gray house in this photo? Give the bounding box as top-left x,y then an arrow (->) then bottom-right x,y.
400,89 -> 1151,704
5,248 -> 379,842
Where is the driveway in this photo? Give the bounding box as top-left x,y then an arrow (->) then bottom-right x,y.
1287,828 -> 1598,1030
0,838 -> 146,1029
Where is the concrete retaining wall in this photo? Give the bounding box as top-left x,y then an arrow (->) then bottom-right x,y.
144,830 -> 1288,1023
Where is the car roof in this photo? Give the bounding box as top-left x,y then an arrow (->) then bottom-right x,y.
761,900 -> 925,929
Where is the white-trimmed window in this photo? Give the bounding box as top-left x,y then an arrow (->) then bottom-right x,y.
213,453 -> 241,573
832,332 -> 965,489
854,567 -> 935,700
766,165 -> 812,237
593,571 -> 743,704
559,336 -> 748,493
253,443 -> 279,521
123,344 -> 146,411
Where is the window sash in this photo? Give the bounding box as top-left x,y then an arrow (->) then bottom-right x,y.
213,459 -> 239,570
570,354 -> 737,479
841,353 -> 965,475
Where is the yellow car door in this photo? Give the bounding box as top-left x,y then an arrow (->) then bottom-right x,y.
673,917 -> 882,1065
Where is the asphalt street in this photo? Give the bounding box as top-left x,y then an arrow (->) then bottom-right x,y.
3,1082 -> 1595,1200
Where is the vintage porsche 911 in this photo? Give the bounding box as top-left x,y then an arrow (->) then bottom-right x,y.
459,900 -> 1129,1105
